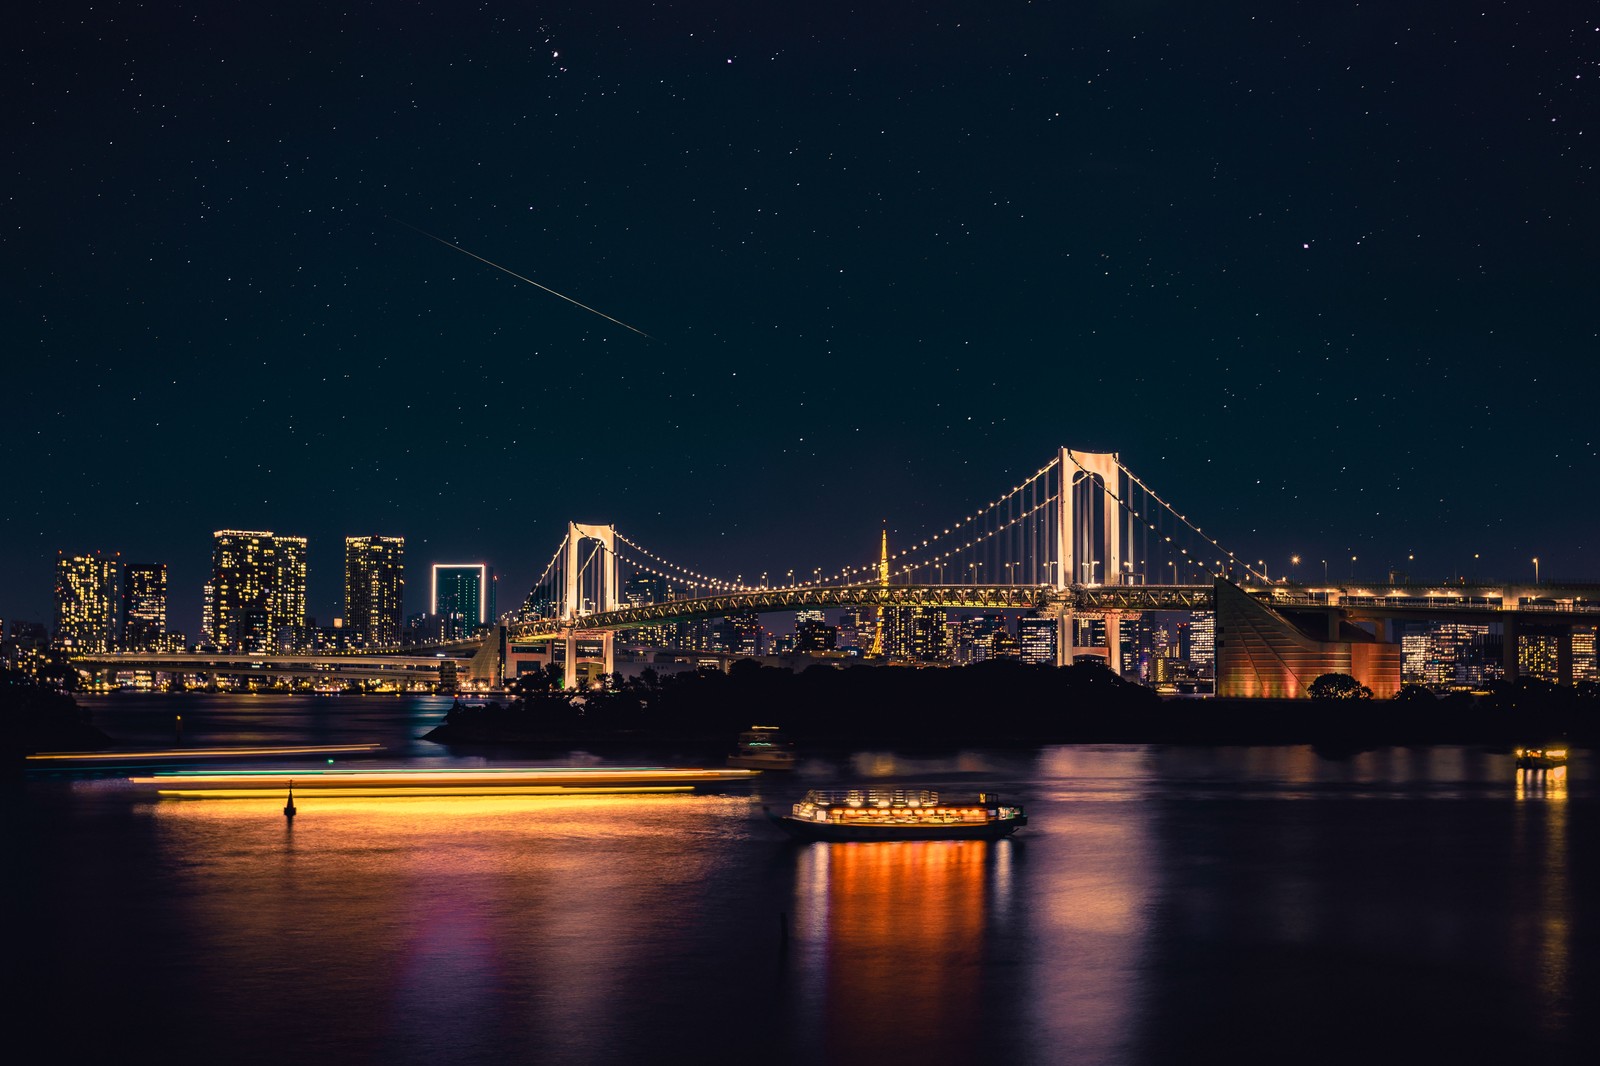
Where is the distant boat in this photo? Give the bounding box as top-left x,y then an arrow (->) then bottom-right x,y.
767,788 -> 1027,841
284,783 -> 297,818
728,725 -> 797,770
1515,747 -> 1568,770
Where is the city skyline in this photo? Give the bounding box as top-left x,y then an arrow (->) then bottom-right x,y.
5,4 -> 1596,634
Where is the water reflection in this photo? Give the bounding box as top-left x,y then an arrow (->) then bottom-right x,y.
147,793 -> 769,1063
23,741 -> 1594,1064
791,840 -> 1007,1062
1513,766 -> 1570,1042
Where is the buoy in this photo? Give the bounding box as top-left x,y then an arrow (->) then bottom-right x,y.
284,783 -> 297,819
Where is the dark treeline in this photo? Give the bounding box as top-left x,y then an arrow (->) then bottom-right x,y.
425,661 -> 1600,749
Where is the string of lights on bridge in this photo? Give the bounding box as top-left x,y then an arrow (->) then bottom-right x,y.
516,450 -> 1270,619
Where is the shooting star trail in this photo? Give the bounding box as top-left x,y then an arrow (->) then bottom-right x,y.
393,217 -> 652,339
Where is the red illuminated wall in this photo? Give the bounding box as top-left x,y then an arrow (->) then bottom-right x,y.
1214,581 -> 1400,698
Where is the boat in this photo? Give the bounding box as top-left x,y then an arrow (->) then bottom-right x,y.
1515,747 -> 1568,770
766,788 -> 1026,841
728,725 -> 797,770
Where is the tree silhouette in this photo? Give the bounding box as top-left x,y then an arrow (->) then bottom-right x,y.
1308,672 -> 1373,700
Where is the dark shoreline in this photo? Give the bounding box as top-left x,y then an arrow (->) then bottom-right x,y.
423,697 -> 1598,752
15,657 -> 1597,757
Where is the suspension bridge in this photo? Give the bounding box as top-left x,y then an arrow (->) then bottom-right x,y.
75,446 -> 1600,698
496,446 -> 1598,696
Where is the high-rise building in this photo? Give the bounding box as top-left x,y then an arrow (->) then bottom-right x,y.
623,573 -> 669,606
797,618 -> 837,653
884,607 -> 916,659
54,552 -> 121,652
728,610 -> 762,656
345,536 -> 405,648
432,563 -> 493,638
964,614 -> 1010,663
836,607 -> 869,655
274,536 -> 308,646
910,607 -> 948,662
1189,611 -> 1216,675
1019,616 -> 1057,665
208,531 -> 308,652
1435,622 -> 1491,687
1401,631 -> 1433,685
1574,627 -> 1597,683
1519,634 -> 1559,683
121,563 -> 167,651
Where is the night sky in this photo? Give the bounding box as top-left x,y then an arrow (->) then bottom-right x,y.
6,2 -> 1596,634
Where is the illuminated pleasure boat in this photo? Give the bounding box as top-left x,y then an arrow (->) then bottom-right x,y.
767,788 -> 1027,841
727,725 -> 797,770
1515,747 -> 1568,770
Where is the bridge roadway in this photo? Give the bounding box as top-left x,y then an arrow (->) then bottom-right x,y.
510,580 -> 1600,640
73,650 -> 473,680
72,581 -> 1600,677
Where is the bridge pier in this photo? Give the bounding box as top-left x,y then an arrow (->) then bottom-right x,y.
561,630 -> 615,690
1055,606 -> 1074,668
1502,617 -> 1519,682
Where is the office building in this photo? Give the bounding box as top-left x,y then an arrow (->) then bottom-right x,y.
797,617 -> 837,653
54,552 -> 121,652
1019,616 -> 1057,665
728,610 -> 762,656
1189,611 -> 1216,675
121,563 -> 168,651
345,536 -> 406,648
963,614 -> 1010,663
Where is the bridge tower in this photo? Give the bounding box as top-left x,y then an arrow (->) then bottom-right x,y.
1054,448 -> 1130,673
561,522 -> 619,690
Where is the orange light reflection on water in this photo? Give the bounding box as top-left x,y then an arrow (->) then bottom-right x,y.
794,841 -> 994,1061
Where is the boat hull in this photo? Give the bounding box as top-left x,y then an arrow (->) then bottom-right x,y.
728,754 -> 796,770
767,809 -> 1025,841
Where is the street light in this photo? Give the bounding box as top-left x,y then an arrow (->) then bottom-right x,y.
1350,554 -> 1357,581
1321,559 -> 1328,583
1169,561 -> 1177,584
1533,557 -> 1540,584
